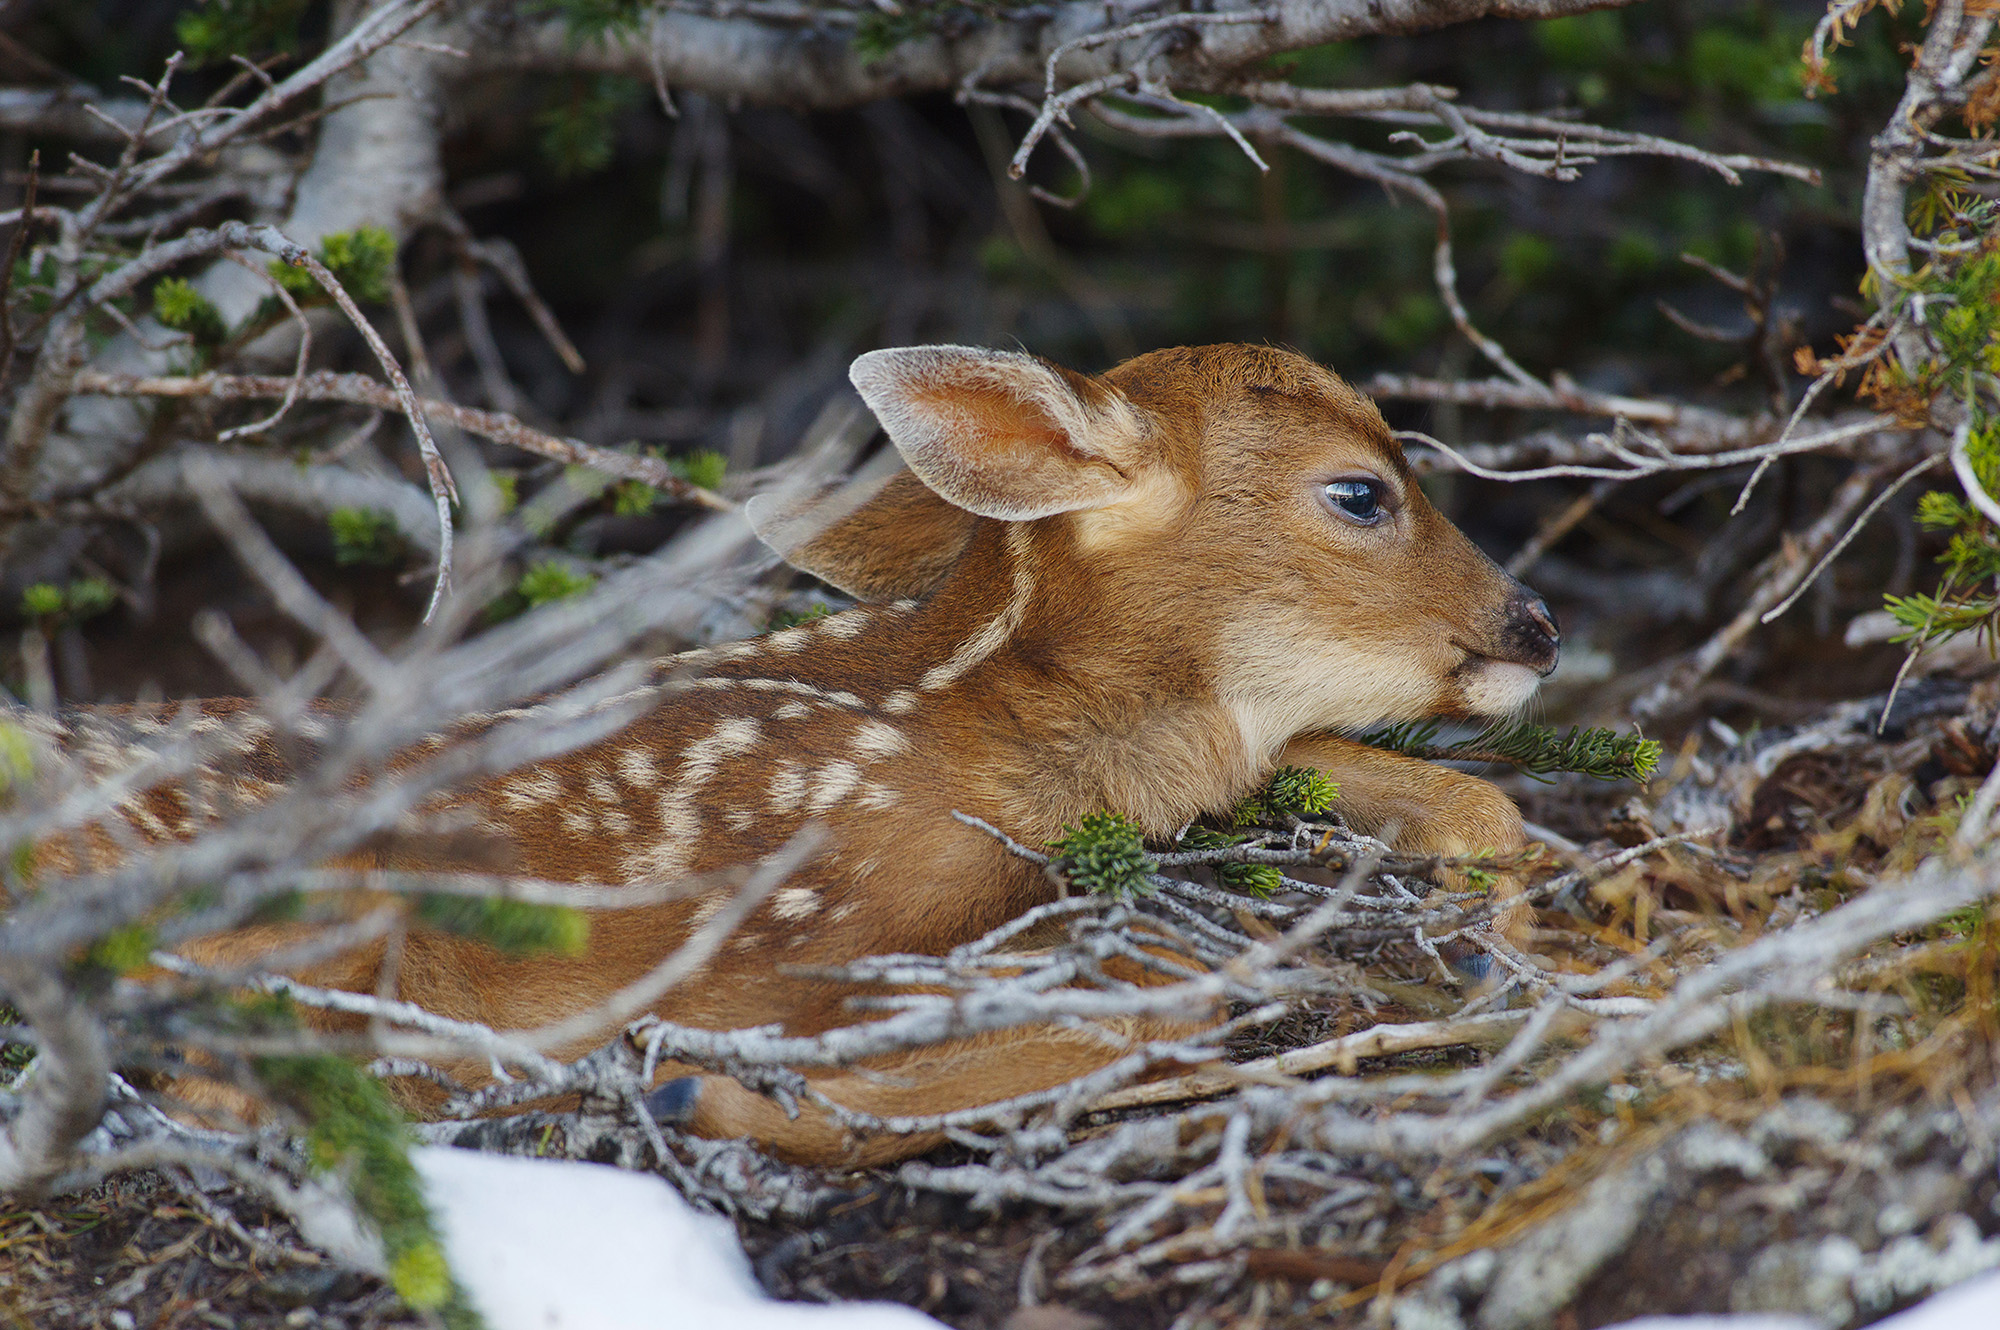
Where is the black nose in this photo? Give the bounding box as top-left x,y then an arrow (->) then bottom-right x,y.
1502,592 -> 1561,674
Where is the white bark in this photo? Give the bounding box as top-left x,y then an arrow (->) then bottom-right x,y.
479,0 -> 1647,108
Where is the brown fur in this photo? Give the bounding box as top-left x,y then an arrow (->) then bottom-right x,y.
25,344 -> 1558,1166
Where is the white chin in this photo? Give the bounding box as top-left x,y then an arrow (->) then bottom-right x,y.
1462,662 -> 1542,718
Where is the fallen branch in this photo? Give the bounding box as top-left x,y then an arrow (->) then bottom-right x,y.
71,369 -> 734,510
1088,1009 -> 1535,1113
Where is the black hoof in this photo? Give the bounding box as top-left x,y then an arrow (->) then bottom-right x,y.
1449,951 -> 1495,983
642,1076 -> 700,1123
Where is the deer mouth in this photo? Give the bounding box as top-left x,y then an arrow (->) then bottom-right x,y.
1449,645 -> 1553,718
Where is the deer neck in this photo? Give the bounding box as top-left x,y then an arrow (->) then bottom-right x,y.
894,519 -> 1262,841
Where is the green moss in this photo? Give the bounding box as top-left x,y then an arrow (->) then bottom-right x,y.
536,77 -> 641,177
328,508 -> 400,567
612,479 -> 657,517
414,895 -> 589,956
152,277 -> 228,349
515,561 -> 596,609
85,924 -> 156,976
254,1055 -> 469,1315
1500,233 -> 1558,288
1363,720 -> 1661,783
669,449 -> 727,493
20,583 -> 63,618
769,602 -> 831,632
0,721 -> 36,797
1084,170 -> 1185,239
20,579 -> 115,624
270,228 -> 397,307
1535,11 -> 1623,67
1881,200 -> 2000,655
175,0 -> 309,66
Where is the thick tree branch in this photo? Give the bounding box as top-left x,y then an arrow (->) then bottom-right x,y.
480,0 -> 1648,108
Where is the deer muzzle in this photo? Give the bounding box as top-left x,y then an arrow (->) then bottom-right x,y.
1498,590 -> 1562,676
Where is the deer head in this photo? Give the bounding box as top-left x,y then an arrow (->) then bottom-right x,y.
755,343 -> 1558,776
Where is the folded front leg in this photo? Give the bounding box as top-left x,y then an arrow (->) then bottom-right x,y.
1279,733 -> 1525,857
1276,732 -> 1532,940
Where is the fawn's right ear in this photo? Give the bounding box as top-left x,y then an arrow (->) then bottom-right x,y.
849,346 -> 1151,520
745,468 -> 981,602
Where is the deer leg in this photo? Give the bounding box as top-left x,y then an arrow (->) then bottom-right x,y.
1276,732 -> 1532,941
663,1015 -> 1200,1168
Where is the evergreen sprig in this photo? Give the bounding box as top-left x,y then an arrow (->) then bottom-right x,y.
1177,827 -> 1282,897
1362,718 -> 1662,782
1232,765 -> 1339,825
229,995 -> 481,1326
1048,812 -> 1158,900
414,895 -> 589,956
256,1052 -> 476,1322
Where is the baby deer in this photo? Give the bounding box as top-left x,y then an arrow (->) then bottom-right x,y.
29,343 -> 1558,1166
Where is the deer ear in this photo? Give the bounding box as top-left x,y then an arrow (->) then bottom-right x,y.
746,467 -> 983,602
849,346 -> 1149,520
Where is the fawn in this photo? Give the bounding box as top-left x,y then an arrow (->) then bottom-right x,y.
25,343 -> 1558,1166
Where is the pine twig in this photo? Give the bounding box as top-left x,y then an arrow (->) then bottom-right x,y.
1361,719 -> 1662,782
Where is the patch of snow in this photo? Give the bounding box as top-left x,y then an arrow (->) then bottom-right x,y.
1593,1320 -> 1819,1330
413,1146 -> 947,1330
1868,1269 -> 2000,1330
1597,1269 -> 2000,1330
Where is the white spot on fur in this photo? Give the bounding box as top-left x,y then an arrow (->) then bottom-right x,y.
769,762 -> 807,814
680,718 -> 761,786
852,721 -> 907,760
858,783 -> 900,811
721,641 -> 763,659
819,611 -> 867,639
623,791 -> 698,881
920,527 -> 1033,691
772,701 -> 810,721
499,771 -> 565,810
807,760 -> 861,813
768,628 -> 812,652
586,773 -> 619,806
560,805 -> 595,835
770,887 -> 819,921
881,690 -> 918,715
617,749 -> 659,787
824,690 -> 864,709
119,799 -> 171,840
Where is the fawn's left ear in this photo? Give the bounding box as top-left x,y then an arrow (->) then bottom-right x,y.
849,345 -> 1151,520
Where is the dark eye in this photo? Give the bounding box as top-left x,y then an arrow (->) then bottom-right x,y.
1323,479 -> 1385,525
